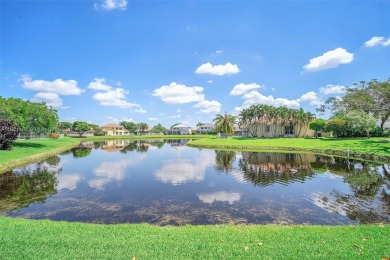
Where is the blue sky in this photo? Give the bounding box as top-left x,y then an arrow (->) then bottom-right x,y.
1,0 -> 389,127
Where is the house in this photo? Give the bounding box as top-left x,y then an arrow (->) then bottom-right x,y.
248,123 -> 315,137
234,125 -> 250,136
196,123 -> 215,134
166,123 -> 192,135
101,123 -> 129,136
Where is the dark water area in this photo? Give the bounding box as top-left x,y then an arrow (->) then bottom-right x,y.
1,139 -> 389,225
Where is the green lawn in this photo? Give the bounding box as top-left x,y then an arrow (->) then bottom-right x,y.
188,137 -> 390,162
0,217 -> 388,259
0,137 -> 80,173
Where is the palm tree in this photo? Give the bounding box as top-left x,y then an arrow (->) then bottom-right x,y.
213,112 -> 236,136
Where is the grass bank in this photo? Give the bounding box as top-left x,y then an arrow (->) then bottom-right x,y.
81,134 -> 211,141
0,137 -> 80,173
0,217 -> 388,259
188,137 -> 390,163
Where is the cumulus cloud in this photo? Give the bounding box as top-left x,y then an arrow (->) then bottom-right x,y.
303,48 -> 354,72
197,191 -> 241,204
298,91 -> 323,107
21,74 -> 84,95
152,82 -> 205,104
57,174 -> 82,191
154,152 -> 215,185
319,84 -> 346,95
95,0 -> 127,11
170,115 -> 181,118
32,92 -> 65,108
364,36 -> 390,47
88,78 -> 112,91
240,90 -> 300,109
195,62 -> 240,76
193,100 -> 222,114
215,50 -> 223,55
230,83 -> 264,96
93,88 -> 145,111
148,117 -> 159,121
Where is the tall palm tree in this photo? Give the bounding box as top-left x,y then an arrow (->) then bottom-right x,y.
213,112 -> 236,136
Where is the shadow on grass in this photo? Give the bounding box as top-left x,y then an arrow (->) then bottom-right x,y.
13,142 -> 45,148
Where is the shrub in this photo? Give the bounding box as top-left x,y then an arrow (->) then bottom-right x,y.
0,119 -> 20,150
49,133 -> 60,139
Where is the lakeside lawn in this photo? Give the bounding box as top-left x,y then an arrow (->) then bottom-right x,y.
188,136 -> 390,161
0,217 -> 388,259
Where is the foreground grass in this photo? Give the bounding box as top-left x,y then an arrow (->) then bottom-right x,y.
188,137 -> 390,162
0,217 -> 388,259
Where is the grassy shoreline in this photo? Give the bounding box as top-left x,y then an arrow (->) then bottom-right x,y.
188,136 -> 390,163
0,217 -> 388,259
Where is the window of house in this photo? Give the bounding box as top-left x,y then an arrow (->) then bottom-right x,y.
266,126 -> 270,132
285,125 -> 294,135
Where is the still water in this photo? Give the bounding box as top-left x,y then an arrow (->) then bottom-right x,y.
1,139 -> 389,225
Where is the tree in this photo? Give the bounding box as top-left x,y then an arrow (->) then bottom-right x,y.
137,122 -> 149,134
345,110 -> 377,138
58,122 -> 72,131
213,112 -> 236,136
120,121 -> 137,133
0,97 -> 59,136
150,123 -> 166,134
309,119 -> 327,138
88,123 -> 104,136
71,121 -> 91,137
0,119 -> 20,150
326,118 -> 349,138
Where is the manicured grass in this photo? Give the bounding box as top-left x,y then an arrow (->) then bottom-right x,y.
0,217 -> 388,259
188,137 -> 390,162
0,137 -> 80,173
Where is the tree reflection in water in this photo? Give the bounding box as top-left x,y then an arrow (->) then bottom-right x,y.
0,161 -> 60,213
238,152 -> 315,187
215,150 -> 236,173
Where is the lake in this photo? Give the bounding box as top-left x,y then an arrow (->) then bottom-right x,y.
0,139 -> 389,225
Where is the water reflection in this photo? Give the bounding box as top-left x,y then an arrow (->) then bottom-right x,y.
0,140 -> 388,225
237,152 -> 315,187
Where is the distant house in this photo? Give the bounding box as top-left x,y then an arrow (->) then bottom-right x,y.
234,125 -> 250,137
166,124 -> 192,135
196,123 -> 215,134
248,123 -> 315,137
101,123 -> 129,136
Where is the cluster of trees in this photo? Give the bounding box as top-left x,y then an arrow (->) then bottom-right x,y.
0,97 -> 59,136
238,105 -> 315,137
119,121 -> 166,134
316,78 -> 390,138
0,97 -> 59,149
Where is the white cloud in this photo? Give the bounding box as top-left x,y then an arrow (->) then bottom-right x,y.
154,152 -> 215,185
207,80 -> 213,84
319,84 -> 346,95
215,50 -> 223,55
21,74 -> 84,95
195,62 -> 240,76
152,82 -> 205,104
230,83 -> 264,96
197,191 -> 241,204
148,117 -> 159,121
364,36 -> 390,47
241,90 -> 300,109
298,91 -> 324,107
303,48 -> 354,72
88,78 -> 112,91
32,92 -> 65,108
193,100 -> 221,114
108,116 -> 118,123
95,0 -> 127,11
121,117 -> 134,122
170,115 -> 181,118
93,88 -> 146,112
57,174 -> 82,191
